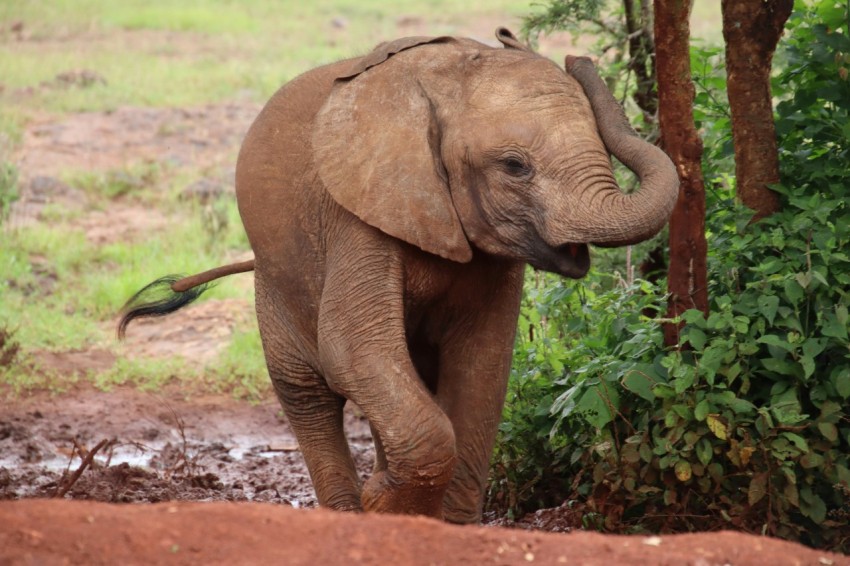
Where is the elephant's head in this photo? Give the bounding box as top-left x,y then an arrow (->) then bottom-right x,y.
313,29 -> 678,278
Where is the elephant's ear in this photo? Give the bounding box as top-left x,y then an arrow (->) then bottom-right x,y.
313,37 -> 473,264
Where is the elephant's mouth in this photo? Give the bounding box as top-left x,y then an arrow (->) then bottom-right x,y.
530,242 -> 591,279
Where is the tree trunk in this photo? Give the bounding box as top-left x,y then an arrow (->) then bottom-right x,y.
654,0 -> 709,346
624,0 -> 657,126
722,0 -> 792,221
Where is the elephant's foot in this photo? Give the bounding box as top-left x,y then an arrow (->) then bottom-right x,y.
361,470 -> 449,518
442,506 -> 482,525
321,493 -> 364,513
442,475 -> 485,524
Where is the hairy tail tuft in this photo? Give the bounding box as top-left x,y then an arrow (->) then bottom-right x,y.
117,275 -> 212,339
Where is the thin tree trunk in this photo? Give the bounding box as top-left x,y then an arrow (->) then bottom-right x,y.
722,0 -> 792,221
624,0 -> 657,124
654,0 -> 709,346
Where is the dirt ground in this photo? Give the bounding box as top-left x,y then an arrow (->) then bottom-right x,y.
2,16 -> 847,566
3,500 -> 846,566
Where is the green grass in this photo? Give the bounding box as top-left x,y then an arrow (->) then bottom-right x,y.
211,322 -> 271,401
1,0 -> 531,114
92,357 -> 195,392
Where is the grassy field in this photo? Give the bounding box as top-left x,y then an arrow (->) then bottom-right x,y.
1,1 -> 530,112
0,1 -> 722,397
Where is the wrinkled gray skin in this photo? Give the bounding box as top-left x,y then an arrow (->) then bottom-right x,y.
234,30 -> 677,523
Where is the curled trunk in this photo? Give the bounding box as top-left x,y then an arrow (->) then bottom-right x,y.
565,56 -> 679,247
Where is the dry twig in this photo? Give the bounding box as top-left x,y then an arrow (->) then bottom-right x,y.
53,438 -> 109,498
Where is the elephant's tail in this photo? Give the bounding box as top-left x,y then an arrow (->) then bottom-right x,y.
117,259 -> 255,339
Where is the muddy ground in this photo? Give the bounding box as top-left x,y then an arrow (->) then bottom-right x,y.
0,385 -> 373,508
1,15 -> 847,566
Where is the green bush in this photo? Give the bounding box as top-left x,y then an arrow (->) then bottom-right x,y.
490,2 -> 850,551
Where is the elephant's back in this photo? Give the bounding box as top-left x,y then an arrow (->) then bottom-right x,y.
235,59 -> 353,261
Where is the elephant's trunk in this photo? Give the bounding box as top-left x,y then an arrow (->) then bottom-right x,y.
565,56 -> 679,247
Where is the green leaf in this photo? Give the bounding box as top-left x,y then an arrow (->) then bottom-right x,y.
727,397 -> 756,415
761,357 -> 798,375
673,367 -> 696,394
811,269 -> 829,288
575,382 -> 620,429
822,312 -> 849,340
551,383 -> 581,418
802,338 -> 826,359
817,421 -> 838,442
686,327 -> 707,350
781,432 -> 809,453
696,437 -> 713,466
639,442 -> 653,463
700,346 -> 726,375
819,400 -> 842,421
799,487 -> 827,524
801,452 -> 824,469
720,361 -> 742,383
757,295 -> 780,325
671,404 -> 693,420
832,371 -> 850,399
837,465 -> 850,487
795,272 -> 812,289
732,316 -> 750,334
800,355 -> 815,379
621,364 -> 662,402
837,304 -> 849,326
682,309 -> 707,326
748,472 -> 768,506
784,279 -> 805,304
757,334 -> 794,352
695,399 -> 711,421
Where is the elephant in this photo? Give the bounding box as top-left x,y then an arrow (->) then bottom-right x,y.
118,28 -> 678,524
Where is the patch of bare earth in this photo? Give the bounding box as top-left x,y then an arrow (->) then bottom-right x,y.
16,103 -> 258,177
1,500 -> 845,566
119,298 -> 252,364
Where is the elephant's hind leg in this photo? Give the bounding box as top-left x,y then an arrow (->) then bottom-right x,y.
273,373 -> 362,511
255,281 -> 362,512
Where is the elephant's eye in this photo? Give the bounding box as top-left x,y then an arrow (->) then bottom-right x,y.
501,156 -> 532,178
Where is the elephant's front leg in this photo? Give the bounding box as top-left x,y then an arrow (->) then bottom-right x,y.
317,232 -> 456,518
436,263 -> 525,524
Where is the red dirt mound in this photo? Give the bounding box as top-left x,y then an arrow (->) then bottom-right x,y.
1,499 -> 845,565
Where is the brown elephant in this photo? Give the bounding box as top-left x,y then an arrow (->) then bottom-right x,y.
118,28 -> 678,524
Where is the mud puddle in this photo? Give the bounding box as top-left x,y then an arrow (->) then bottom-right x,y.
0,385 -> 374,506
